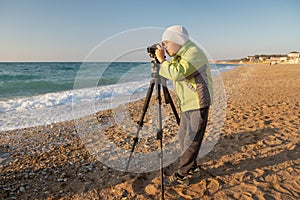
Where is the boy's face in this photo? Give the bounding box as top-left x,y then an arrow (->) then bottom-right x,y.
162,41 -> 182,57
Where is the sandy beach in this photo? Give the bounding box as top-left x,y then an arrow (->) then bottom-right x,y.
1,64 -> 299,200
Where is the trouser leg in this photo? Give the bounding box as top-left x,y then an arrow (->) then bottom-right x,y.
177,107 -> 209,176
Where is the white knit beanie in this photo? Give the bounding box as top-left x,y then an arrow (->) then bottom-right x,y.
162,25 -> 189,45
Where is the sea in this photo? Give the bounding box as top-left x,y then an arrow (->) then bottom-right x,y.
0,62 -> 238,131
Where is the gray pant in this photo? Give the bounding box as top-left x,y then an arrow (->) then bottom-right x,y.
177,107 -> 209,176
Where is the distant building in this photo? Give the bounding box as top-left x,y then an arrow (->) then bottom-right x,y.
288,51 -> 300,58
231,51 -> 299,64
287,51 -> 299,64
258,56 -> 269,62
247,56 -> 257,62
270,57 -> 281,64
280,56 -> 288,62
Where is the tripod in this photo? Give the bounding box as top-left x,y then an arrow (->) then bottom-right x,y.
125,58 -> 180,200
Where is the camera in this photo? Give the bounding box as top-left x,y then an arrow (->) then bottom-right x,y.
147,43 -> 160,59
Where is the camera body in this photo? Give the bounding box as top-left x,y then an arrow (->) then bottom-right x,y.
147,43 -> 159,59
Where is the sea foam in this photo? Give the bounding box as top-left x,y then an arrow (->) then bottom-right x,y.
0,80 -> 152,131
0,63 -> 238,131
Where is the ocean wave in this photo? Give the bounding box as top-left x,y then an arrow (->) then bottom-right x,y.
0,63 -> 238,131
0,80 -> 151,131
0,74 -> 39,81
0,80 -> 74,99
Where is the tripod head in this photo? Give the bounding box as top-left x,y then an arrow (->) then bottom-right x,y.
151,58 -> 161,79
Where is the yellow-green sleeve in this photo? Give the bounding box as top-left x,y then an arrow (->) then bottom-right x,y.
159,58 -> 196,81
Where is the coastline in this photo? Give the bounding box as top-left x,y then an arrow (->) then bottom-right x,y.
1,64 -> 300,199
0,63 -> 236,131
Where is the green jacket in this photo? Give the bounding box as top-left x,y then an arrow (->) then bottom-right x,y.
159,40 -> 213,112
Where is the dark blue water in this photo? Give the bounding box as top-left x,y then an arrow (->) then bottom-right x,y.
0,62 -> 149,99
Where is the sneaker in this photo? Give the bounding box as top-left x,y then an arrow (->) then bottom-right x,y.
164,172 -> 189,187
188,166 -> 201,179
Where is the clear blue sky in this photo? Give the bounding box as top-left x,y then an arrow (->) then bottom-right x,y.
0,0 -> 299,61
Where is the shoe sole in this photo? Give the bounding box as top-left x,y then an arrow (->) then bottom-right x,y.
164,179 -> 189,187
188,173 -> 201,179
164,183 -> 189,187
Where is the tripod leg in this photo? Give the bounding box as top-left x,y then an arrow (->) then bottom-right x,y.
162,85 -> 180,125
155,82 -> 165,200
125,80 -> 155,171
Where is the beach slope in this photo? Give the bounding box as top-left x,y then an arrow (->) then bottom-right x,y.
1,64 -> 299,199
